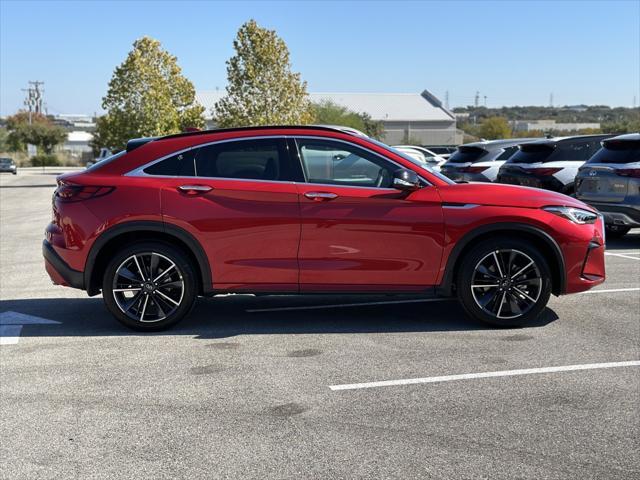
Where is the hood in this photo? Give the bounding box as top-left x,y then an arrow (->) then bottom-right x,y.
437,183 -> 595,211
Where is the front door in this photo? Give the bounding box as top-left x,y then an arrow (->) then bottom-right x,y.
292,137 -> 444,292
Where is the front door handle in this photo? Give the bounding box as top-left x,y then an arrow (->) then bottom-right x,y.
178,185 -> 213,195
304,191 -> 338,201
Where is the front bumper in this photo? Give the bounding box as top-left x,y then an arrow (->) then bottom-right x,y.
587,203 -> 640,227
43,239 -> 84,289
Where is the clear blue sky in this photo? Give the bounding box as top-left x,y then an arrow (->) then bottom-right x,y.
1,0 -> 638,116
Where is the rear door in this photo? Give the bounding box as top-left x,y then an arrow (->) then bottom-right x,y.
291,137 -> 444,291
155,137 -> 303,292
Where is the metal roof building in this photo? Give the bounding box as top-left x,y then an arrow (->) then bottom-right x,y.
195,89 -> 460,145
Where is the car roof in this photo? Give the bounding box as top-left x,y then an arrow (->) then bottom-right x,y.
522,134 -> 613,148
126,125 -> 365,152
459,138 -> 546,150
605,132 -> 640,142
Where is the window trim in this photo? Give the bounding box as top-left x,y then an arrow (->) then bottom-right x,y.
126,134 -> 431,188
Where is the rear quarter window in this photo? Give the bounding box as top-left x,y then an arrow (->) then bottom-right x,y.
448,146 -> 488,163
143,150 -> 196,176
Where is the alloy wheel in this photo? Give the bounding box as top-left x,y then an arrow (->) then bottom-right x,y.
112,252 -> 185,323
470,249 -> 542,320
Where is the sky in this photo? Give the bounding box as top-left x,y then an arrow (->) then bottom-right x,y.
1,0 -> 639,116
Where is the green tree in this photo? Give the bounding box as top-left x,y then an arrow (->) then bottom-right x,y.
477,116 -> 512,140
214,20 -> 313,127
5,112 -> 66,154
312,101 -> 384,139
93,36 -> 204,152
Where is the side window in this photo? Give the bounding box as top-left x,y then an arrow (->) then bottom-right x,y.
296,139 -> 395,188
496,146 -> 518,161
144,149 -> 196,176
194,138 -> 292,181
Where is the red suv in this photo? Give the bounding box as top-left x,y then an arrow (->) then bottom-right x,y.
43,126 -> 606,330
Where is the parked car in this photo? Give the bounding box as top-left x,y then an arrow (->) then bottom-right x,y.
86,148 -> 113,168
424,145 -> 457,157
393,145 -> 447,171
43,125 -> 605,331
575,133 -> 640,238
441,139 -> 540,183
497,135 -> 613,194
0,157 -> 17,175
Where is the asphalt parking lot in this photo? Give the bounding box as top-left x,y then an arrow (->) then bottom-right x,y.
1,171 -> 639,479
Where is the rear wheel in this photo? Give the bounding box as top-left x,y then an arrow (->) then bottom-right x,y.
102,242 -> 197,331
456,239 -> 552,327
605,225 -> 630,239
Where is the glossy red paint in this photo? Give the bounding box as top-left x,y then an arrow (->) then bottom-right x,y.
44,126 -> 605,300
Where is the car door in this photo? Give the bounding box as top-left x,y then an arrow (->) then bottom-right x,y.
291,137 -> 444,292
156,137 -> 302,292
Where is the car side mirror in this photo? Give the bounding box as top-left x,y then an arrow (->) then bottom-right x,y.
393,169 -> 421,191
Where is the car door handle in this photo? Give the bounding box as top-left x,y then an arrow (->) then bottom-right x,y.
304,191 -> 338,201
177,185 -> 213,195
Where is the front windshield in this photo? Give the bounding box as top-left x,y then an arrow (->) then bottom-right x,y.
367,138 -> 456,185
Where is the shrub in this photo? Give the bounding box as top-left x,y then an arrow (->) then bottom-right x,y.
30,154 -> 61,167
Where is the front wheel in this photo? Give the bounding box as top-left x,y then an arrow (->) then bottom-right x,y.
456,239 -> 552,327
102,242 -> 197,331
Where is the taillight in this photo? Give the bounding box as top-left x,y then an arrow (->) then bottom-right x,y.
615,168 -> 640,178
55,183 -> 114,202
528,167 -> 562,176
460,166 -> 489,174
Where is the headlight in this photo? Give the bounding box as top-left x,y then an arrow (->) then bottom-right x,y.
543,206 -> 598,224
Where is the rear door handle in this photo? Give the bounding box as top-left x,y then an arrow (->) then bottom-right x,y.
178,185 -> 213,194
304,191 -> 338,201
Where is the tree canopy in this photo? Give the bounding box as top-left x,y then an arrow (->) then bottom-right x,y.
477,116 -> 512,140
93,37 -> 204,152
5,112 -> 66,154
214,20 -> 313,127
311,101 -> 384,139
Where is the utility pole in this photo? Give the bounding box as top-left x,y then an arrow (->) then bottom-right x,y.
445,90 -> 450,110
22,81 -> 45,124
474,91 -> 480,108
549,92 -> 554,108
483,95 -> 487,107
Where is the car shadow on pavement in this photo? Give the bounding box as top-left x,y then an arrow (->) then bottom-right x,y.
1,294 -> 559,339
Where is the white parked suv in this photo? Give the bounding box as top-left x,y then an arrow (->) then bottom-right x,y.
497,135 -> 613,194
440,138 -> 541,183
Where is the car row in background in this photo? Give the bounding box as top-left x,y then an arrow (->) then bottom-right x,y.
392,145 -> 448,171
434,133 -> 638,238
0,157 -> 17,175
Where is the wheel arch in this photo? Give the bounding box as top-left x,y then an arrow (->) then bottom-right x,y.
85,221 -> 212,296
438,222 -> 565,297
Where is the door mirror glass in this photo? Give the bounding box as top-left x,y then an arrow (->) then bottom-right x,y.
393,169 -> 421,191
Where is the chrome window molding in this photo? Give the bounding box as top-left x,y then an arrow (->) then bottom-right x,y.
125,134 -> 432,189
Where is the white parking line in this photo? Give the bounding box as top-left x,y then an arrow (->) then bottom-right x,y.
605,252 -> 640,261
329,360 -> 640,391
578,287 -> 640,295
247,297 -> 453,313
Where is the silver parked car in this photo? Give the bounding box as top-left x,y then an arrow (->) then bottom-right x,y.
575,133 -> 640,238
440,138 -> 540,183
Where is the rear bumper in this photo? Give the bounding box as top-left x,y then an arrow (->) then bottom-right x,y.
587,203 -> 640,227
42,240 -> 85,289
498,171 -> 568,193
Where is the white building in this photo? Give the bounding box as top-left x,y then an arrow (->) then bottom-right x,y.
513,119 -> 600,132
195,89 -> 460,145
61,131 -> 93,156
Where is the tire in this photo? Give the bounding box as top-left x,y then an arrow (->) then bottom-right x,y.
456,238 -> 552,327
605,225 -> 630,239
102,242 -> 197,331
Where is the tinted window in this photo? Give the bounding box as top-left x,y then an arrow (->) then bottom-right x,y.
144,149 -> 197,176
495,146 -> 519,161
448,146 -> 488,163
195,138 -> 291,181
296,139 -> 395,188
512,138 -> 611,164
587,140 -> 640,164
